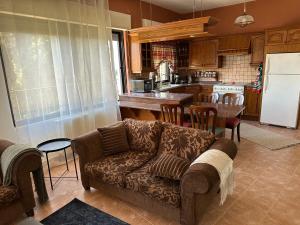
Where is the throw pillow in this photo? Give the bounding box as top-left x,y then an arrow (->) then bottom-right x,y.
158,123 -> 215,162
123,119 -> 162,154
98,122 -> 130,156
148,154 -> 190,180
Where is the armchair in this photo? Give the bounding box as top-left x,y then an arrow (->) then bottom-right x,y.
0,139 -> 44,225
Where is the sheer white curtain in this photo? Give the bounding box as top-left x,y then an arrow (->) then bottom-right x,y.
0,0 -> 120,145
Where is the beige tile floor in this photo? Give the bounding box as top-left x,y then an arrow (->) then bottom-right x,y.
29,121 -> 300,225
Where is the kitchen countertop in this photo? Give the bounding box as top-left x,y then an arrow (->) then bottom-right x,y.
155,81 -> 252,92
119,92 -> 194,105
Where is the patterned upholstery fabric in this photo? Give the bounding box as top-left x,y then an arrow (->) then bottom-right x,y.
0,185 -> 19,205
125,160 -> 181,208
98,122 -> 130,156
123,119 -> 162,154
148,154 -> 190,180
158,123 -> 215,162
85,150 -> 154,187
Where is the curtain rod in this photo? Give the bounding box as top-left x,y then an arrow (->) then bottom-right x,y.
0,11 -> 129,31
0,10 -> 99,27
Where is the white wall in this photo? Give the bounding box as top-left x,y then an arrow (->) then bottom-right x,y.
110,11 -> 131,30
142,19 -> 162,27
0,61 -> 18,142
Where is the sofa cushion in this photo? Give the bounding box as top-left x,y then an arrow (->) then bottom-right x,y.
0,185 -> 19,205
125,160 -> 181,207
98,122 -> 130,156
158,123 -> 215,162
148,154 -> 190,180
85,150 -> 154,187
123,119 -> 162,154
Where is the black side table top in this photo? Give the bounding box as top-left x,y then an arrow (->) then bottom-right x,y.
37,138 -> 71,153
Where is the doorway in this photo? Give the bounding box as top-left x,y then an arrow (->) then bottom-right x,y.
112,31 -> 126,95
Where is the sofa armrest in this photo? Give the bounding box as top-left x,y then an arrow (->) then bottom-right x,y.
11,152 -> 42,211
208,138 -> 237,160
71,130 -> 103,189
71,130 -> 103,163
180,138 -> 237,225
0,139 -> 14,181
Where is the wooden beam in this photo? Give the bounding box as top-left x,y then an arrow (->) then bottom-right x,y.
129,17 -> 215,43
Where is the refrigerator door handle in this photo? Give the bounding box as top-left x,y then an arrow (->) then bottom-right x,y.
264,75 -> 269,93
266,56 -> 271,75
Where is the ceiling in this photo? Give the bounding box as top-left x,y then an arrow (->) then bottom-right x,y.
143,0 -> 255,14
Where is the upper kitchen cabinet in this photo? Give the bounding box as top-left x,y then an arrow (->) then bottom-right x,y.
266,27 -> 300,45
189,39 -> 222,69
177,41 -> 189,69
265,29 -> 287,45
130,39 -> 142,74
265,26 -> 300,54
251,34 -> 265,66
130,35 -> 153,74
287,28 -> 300,44
218,34 -> 251,55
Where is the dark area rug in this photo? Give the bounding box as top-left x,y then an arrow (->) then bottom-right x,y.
41,198 -> 130,225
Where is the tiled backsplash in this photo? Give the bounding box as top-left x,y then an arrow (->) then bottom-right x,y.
216,55 -> 258,83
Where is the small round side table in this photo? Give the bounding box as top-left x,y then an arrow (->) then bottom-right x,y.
37,138 -> 78,190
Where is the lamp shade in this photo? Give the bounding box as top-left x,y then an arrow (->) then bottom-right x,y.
235,13 -> 254,27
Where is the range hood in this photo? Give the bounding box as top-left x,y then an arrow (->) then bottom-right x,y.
129,17 -> 216,43
218,34 -> 251,55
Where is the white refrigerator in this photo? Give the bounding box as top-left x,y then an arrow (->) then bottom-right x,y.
260,53 -> 300,128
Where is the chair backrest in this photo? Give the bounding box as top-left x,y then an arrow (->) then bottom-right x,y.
189,106 -> 217,134
160,104 -> 184,126
222,93 -> 244,106
198,92 -> 219,104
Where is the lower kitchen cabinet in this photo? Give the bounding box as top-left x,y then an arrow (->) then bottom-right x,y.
168,85 -> 213,102
243,87 -> 262,120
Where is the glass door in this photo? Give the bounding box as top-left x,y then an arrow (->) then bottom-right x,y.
112,31 -> 126,95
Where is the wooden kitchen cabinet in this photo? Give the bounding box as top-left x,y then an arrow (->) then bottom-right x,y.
200,85 -> 213,94
266,27 -> 300,46
168,85 -> 213,102
251,34 -> 265,66
287,28 -> 300,44
130,39 -> 142,73
189,39 -> 222,69
218,34 -> 251,55
184,86 -> 202,101
244,87 -> 262,120
265,26 -> 300,54
265,30 -> 287,45
130,38 -> 153,74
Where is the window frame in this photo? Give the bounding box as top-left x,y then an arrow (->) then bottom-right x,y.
0,43 -> 16,127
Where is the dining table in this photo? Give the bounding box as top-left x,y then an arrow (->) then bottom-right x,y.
119,92 -> 245,137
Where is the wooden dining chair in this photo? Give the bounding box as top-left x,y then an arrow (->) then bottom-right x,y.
160,104 -> 191,127
189,105 -> 218,135
222,93 -> 244,142
198,92 -> 220,104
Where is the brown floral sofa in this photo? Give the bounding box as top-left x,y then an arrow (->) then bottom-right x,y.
72,119 -> 237,225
